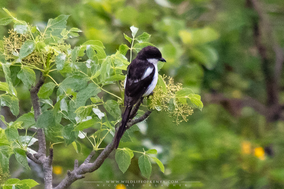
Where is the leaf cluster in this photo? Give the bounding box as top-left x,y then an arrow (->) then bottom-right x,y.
0,8 -> 202,183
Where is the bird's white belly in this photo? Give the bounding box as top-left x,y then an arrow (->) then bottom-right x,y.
143,65 -> 158,96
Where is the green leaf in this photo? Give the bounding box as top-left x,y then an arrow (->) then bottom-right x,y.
86,45 -> 95,59
79,41 -> 106,59
130,26 -> 139,38
0,94 -> 19,116
36,110 -> 55,128
136,32 -> 151,43
138,154 -> 152,179
124,148 -> 134,158
81,40 -> 105,48
133,42 -> 154,53
75,106 -> 92,121
187,94 -> 203,111
119,44 -> 129,56
123,33 -> 132,44
18,179 -> 39,188
5,126 -> 19,141
104,100 -> 121,119
0,82 -> 10,92
38,82 -> 56,99
2,64 -> 17,96
75,82 -> 101,108
115,149 -> 132,173
175,88 -> 203,110
70,27 -> 82,33
75,118 -> 98,131
55,53 -> 66,71
15,113 -> 35,129
14,148 -> 30,170
4,178 -> 20,185
62,124 -> 78,145
14,23 -> 28,34
45,15 -> 70,41
71,46 -> 79,63
151,157 -> 165,173
0,151 -> 9,172
175,88 -> 193,98
17,66 -> 36,89
0,17 -> 13,25
105,75 -> 125,82
58,74 -> 89,94
146,149 -> 157,154
100,58 -> 111,82
19,40 -> 35,59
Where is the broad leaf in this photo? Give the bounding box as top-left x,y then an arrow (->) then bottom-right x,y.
14,148 -> 30,170
17,66 -> 36,89
136,32 -> 151,43
151,157 -> 165,173
5,126 -> 19,141
62,124 -> 78,145
18,179 -> 39,188
75,118 -> 98,131
38,82 -> 56,99
2,64 -> 17,96
55,53 -> 66,71
123,33 -> 132,44
19,40 -> 35,59
58,74 -> 88,94
0,17 -> 13,25
138,154 -> 152,179
36,110 -> 55,128
45,14 -> 70,43
0,94 -> 19,116
119,44 -> 129,56
13,112 -> 35,129
104,100 -> 121,119
115,149 -> 132,173
0,151 -> 9,172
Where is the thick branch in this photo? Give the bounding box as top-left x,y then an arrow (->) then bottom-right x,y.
29,74 -> 53,189
30,74 -> 46,157
54,111 -> 152,189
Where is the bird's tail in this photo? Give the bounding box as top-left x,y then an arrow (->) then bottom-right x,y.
114,106 -> 132,149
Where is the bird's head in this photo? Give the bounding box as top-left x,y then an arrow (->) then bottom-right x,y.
136,46 -> 166,64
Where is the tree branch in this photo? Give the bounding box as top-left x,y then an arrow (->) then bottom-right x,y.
29,74 -> 53,189
30,74 -> 46,157
54,110 -> 152,189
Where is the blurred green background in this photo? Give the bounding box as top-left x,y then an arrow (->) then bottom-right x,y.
1,0 -> 284,188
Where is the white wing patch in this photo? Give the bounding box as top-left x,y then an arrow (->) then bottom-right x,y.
143,64 -> 158,96
141,67 -> 154,80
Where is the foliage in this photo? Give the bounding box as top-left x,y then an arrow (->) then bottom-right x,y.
1,0 -> 284,189
0,6 -> 202,188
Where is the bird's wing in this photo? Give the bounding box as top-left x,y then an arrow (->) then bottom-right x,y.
124,59 -> 155,105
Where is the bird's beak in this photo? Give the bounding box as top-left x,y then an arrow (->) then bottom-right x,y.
159,58 -> 166,62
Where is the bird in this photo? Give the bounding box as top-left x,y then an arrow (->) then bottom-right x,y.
113,46 -> 166,149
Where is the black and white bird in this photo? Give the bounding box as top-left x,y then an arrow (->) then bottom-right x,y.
114,46 -> 166,148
